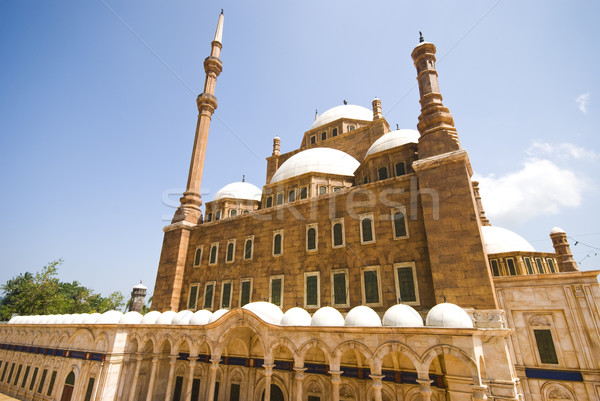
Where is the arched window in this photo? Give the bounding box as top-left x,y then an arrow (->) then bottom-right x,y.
300,187 -> 308,199
244,238 -> 253,260
193,247 -> 202,266
333,222 -> 343,247
307,227 -> 317,251
273,233 -> 282,255
209,244 -> 218,265
226,242 -> 234,262
288,189 -> 296,202
266,196 -> 273,208
378,167 -> 388,180
229,209 -> 237,217
206,212 -> 212,222
361,217 -> 374,243
215,210 -> 221,220
393,211 -> 407,238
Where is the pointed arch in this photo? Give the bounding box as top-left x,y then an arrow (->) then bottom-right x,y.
333,340 -> 376,372
373,341 -> 422,373
421,344 -> 478,382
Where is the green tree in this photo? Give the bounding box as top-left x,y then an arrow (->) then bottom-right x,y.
0,259 -> 125,320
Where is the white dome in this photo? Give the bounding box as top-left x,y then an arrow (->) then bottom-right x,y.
71,314 -> 88,324
189,310 -> 213,325
83,313 -> 101,324
172,310 -> 194,325
140,310 -> 161,324
311,306 -> 345,327
481,226 -> 535,254
213,182 -> 262,202
96,310 -> 123,324
270,148 -> 360,183
208,309 -> 229,324
280,307 -> 312,326
550,227 -> 565,234
55,314 -> 71,324
344,306 -> 382,327
156,311 -> 177,325
242,302 -> 284,325
40,315 -> 53,324
310,104 -> 372,130
426,303 -> 473,328
133,282 -> 147,290
365,129 -> 419,157
119,311 -> 143,324
382,304 -> 424,327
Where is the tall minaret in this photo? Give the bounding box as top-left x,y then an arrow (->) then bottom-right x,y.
172,10 -> 224,225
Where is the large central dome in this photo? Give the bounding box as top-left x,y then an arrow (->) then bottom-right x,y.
310,104 -> 372,130
270,148 -> 360,183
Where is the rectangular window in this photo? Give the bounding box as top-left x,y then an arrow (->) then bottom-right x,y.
209,243 -> 219,265
84,378 -> 95,401
29,367 -> 38,391
276,193 -> 284,205
193,246 -> 203,267
331,269 -> 348,307
332,127 -> 338,137
534,329 -> 559,364
230,383 -> 241,401
204,282 -> 215,310
47,370 -> 57,396
360,214 -> 375,244
378,167 -> 388,180
395,162 -> 406,176
333,186 -> 342,192
273,230 -> 284,256
306,224 -> 318,252
221,281 -> 232,309
172,376 -> 184,401
392,207 -> 408,239
226,239 -> 236,263
361,267 -> 381,306
535,258 -> 544,274
321,131 -> 327,141
304,272 -> 320,308
318,186 -> 327,196
547,258 -> 557,273
240,278 -> 252,306
300,187 -> 308,199
310,136 -> 316,145
332,218 -> 345,248
266,196 -> 273,208
506,258 -> 517,276
288,189 -> 296,202
191,378 -> 201,401
21,365 -> 30,388
270,276 -> 284,307
490,259 -> 500,276
524,257 -> 534,274
37,369 -> 47,393
394,263 -> 419,304
188,284 -> 199,310
244,236 -> 254,260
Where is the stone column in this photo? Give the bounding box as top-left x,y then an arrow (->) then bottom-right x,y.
293,367 -> 306,401
263,364 -> 274,401
205,359 -> 220,401
164,355 -> 179,401
416,379 -> 433,401
128,355 -> 143,401
184,356 -> 198,401
329,370 -> 342,401
370,374 -> 385,401
145,356 -> 160,401
472,385 -> 488,401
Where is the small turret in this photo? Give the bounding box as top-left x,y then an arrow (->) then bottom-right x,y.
129,281 -> 147,313
550,227 -> 579,272
372,98 -> 382,120
272,137 -> 281,156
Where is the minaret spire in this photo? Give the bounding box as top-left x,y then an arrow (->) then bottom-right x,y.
172,11 -> 224,224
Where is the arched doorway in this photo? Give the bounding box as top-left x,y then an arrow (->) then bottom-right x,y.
60,372 -> 75,401
261,384 -> 284,401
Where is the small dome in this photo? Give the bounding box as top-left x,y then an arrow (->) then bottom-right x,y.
550,227 -> 566,234
83,313 -> 101,324
208,309 -> 229,324
156,311 -> 177,325
71,314 -> 88,324
119,311 -> 143,324
280,307 -> 312,326
40,315 -> 53,324
56,314 -> 71,324
140,310 -> 162,324
365,129 -> 419,158
189,310 -> 213,325
270,148 -> 360,183
311,306 -> 345,327
344,306 -> 382,327
426,303 -> 473,328
481,226 -> 535,254
242,302 -> 284,325
96,310 -> 123,324
133,282 -> 147,290
214,182 -> 262,202
310,104 -> 373,130
172,310 -> 194,325
382,304 -> 424,327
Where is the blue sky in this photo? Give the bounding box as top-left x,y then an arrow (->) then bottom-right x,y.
1,1 -> 598,300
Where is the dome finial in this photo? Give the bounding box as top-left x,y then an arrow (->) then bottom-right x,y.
396,123 -> 399,130
242,174 -> 245,182
343,99 -> 348,105
419,31 -> 424,43
315,109 -> 318,120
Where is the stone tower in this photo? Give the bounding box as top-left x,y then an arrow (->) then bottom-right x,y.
128,282 -> 147,313
550,227 -> 579,272
152,11 -> 224,311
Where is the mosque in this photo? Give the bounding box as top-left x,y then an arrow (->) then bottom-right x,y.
2,10 -> 600,401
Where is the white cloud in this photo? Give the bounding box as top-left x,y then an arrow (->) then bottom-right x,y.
526,140 -> 597,161
474,159 -> 587,226
576,92 -> 590,114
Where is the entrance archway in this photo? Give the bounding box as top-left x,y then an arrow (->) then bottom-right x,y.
60,371 -> 75,401
261,384 -> 284,401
